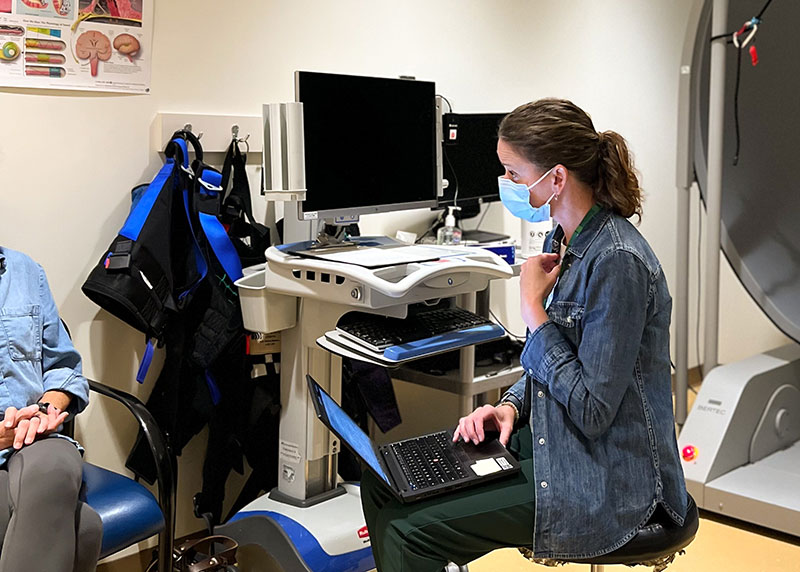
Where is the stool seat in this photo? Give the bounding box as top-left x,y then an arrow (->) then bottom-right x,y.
521,495 -> 699,571
574,496 -> 698,566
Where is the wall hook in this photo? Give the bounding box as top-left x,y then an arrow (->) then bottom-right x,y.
183,122 -> 203,140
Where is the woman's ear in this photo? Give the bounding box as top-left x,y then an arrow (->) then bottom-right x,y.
552,165 -> 568,198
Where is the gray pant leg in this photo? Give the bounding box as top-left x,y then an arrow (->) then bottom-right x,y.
0,471 -> 8,552
75,501 -> 103,572
0,438 -> 101,572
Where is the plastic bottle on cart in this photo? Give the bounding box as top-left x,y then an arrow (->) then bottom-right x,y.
437,206 -> 462,245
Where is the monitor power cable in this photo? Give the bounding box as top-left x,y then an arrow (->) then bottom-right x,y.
437,94 -> 460,207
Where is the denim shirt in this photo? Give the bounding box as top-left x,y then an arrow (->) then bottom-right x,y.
502,208 -> 688,559
0,247 -> 89,467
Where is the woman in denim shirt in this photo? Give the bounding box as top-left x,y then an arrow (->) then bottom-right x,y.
361,99 -> 688,571
0,247 -> 102,571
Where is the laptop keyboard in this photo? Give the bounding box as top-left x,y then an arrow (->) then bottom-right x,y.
391,431 -> 470,491
337,307 -> 492,352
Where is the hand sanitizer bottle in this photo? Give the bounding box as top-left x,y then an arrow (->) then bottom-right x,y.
437,206 -> 462,245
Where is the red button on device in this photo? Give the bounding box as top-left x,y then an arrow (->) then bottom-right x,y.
681,445 -> 697,462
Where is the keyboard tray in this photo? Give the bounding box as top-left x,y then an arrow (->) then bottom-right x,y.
336,306 -> 494,352
318,323 -> 506,366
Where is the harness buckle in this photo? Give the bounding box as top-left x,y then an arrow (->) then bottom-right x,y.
105,253 -> 131,271
196,190 -> 220,216
198,177 -> 223,193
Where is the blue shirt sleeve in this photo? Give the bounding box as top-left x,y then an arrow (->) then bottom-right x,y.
38,265 -> 89,415
520,249 -> 652,439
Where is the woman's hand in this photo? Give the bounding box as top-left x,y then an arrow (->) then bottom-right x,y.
520,253 -> 560,330
453,404 -> 516,447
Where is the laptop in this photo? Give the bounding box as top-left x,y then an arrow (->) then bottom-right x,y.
306,375 -> 521,503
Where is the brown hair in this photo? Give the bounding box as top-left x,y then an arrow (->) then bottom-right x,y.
498,98 -> 643,220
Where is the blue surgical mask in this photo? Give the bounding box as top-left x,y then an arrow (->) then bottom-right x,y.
498,167 -> 556,223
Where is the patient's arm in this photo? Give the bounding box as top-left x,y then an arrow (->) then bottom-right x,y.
40,389 -> 72,412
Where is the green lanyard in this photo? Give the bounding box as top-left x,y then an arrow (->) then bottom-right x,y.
552,204 -> 600,285
565,204 -> 601,248
543,205 -> 601,310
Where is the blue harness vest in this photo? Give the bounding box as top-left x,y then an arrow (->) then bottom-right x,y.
82,131 -> 246,382
83,134 -> 199,344
85,133 -> 277,526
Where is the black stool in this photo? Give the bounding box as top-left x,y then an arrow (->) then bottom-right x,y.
519,495 -> 699,572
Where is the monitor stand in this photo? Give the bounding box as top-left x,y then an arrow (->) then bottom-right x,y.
461,228 -> 510,243
307,227 -> 358,250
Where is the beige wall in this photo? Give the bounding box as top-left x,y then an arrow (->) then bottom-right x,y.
0,0 -> 790,559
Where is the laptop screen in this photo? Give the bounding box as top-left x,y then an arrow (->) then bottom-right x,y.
317,386 -> 391,485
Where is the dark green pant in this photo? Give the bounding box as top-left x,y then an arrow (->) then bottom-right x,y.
361,429 -> 534,572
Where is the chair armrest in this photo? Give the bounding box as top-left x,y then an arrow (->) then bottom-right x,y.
56,321 -> 174,570
87,380 -> 171,480
87,379 -> 175,571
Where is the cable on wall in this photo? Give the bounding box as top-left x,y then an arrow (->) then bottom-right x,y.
709,0 -> 778,166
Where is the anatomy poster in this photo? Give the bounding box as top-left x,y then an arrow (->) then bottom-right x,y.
0,0 -> 152,93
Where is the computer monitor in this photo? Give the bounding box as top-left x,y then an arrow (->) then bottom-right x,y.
294,71 -> 440,223
439,112 -> 507,216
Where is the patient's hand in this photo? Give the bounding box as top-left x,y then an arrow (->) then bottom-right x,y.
4,404 -> 68,450
36,404 -> 69,437
4,404 -> 40,430
0,425 -> 13,450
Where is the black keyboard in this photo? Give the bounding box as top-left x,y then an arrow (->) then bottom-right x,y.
336,307 -> 492,352
391,432 -> 469,491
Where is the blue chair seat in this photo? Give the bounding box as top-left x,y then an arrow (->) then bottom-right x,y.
81,463 -> 165,559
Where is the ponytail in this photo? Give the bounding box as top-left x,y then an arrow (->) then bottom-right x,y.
499,99 -> 644,222
596,131 -> 643,221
